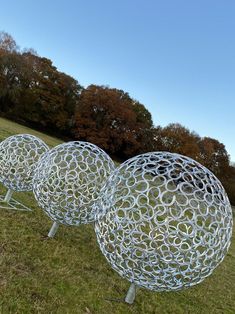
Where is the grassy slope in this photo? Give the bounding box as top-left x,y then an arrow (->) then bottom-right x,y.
0,117 -> 234,314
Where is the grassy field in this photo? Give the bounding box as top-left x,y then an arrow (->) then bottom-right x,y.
0,116 -> 234,314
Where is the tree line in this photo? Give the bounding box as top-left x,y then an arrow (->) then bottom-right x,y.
0,32 -> 234,204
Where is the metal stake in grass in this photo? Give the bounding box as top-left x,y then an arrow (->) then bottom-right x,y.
48,221 -> 60,238
0,187 -> 32,211
125,283 -> 136,304
4,189 -> 13,203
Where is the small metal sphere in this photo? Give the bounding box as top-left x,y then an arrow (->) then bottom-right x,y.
33,141 -> 115,226
95,152 -> 233,291
0,134 -> 49,191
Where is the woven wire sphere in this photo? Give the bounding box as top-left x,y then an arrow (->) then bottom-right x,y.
33,141 -> 115,226
0,134 -> 49,191
95,152 -> 233,292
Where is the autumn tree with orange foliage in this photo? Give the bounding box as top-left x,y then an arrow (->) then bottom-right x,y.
197,137 -> 230,178
0,32 -> 82,137
153,123 -> 200,159
19,53 -> 82,135
73,85 -> 153,158
153,123 -> 230,175
0,32 -> 18,52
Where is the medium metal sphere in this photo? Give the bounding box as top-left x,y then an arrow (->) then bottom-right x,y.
33,141 -> 115,226
95,152 -> 233,291
0,134 -> 49,191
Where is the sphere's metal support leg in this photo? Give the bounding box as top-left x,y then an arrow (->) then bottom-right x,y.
125,283 -> 136,304
48,221 -> 59,238
4,189 -> 13,203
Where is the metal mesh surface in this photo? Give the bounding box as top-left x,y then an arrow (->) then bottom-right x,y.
95,152 -> 233,291
33,141 -> 115,226
0,134 -> 49,191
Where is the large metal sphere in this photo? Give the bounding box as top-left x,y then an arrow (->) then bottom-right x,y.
95,152 -> 233,291
0,134 -> 49,191
33,141 -> 115,226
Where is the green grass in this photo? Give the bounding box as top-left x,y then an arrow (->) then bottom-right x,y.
0,117 -> 63,148
0,117 -> 234,314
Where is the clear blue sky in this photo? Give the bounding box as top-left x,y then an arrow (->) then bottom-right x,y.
0,0 -> 234,161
